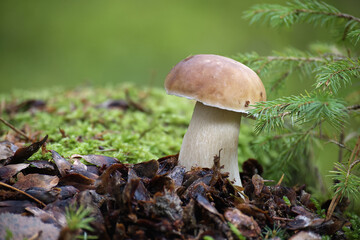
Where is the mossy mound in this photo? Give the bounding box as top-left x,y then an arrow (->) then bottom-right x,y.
1,84 -> 192,163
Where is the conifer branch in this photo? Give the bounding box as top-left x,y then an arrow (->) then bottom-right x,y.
235,50 -> 326,75
250,93 -> 348,134
244,0 -> 360,43
348,29 -> 360,45
326,137 -> 360,220
234,49 -> 358,93
315,59 -> 360,94
245,0 -> 360,27
242,0 -> 360,200
294,9 -> 360,24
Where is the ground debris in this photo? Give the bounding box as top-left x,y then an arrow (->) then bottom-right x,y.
4,135 -> 48,165
0,144 -> 353,239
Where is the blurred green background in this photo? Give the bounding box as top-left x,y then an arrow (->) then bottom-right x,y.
1,0 -> 359,93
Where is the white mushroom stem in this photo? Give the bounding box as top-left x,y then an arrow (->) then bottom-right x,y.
178,101 -> 242,186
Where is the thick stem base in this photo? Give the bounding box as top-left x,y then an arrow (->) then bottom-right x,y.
178,102 -> 242,186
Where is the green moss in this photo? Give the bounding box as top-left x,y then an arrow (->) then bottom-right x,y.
343,213 -> 360,240
0,85 -> 192,163
1,84 -> 269,167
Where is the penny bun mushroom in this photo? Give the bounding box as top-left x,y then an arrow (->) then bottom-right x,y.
165,54 -> 266,186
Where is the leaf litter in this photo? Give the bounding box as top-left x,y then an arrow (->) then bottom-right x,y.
0,87 -> 356,239
0,135 -> 354,239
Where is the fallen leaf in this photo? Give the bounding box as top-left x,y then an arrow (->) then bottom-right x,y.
25,187 -> 60,204
224,208 -> 261,238
0,163 -> 29,180
13,173 -> 59,191
59,173 -> 95,191
51,150 -> 71,177
133,159 -> 159,178
145,190 -> 183,221
26,160 -> 57,175
289,231 -> 321,240
97,99 -> 129,110
252,174 -> 264,196
196,194 -> 222,219
5,135 -> 48,164
71,154 -> 118,167
0,141 -> 18,162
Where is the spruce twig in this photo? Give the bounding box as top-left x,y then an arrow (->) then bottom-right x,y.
326,136 -> 360,220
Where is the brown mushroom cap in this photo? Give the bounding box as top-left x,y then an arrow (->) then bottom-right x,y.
165,54 -> 266,113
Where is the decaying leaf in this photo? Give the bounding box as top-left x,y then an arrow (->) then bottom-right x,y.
96,99 -> 129,110
133,159 -> 159,178
51,150 -> 71,177
0,141 -> 18,162
289,231 -> 321,240
25,187 -> 60,204
224,208 -> 261,238
71,154 -> 118,168
5,135 -> 48,164
252,174 -> 264,196
13,173 -> 59,191
144,189 -> 183,221
0,163 -> 29,180
59,173 -> 95,191
27,160 -> 57,175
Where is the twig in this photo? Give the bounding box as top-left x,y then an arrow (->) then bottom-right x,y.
295,9 -> 360,24
324,66 -> 360,89
272,216 -> 292,221
347,104 -> 360,111
276,173 -> 285,186
0,117 -> 33,142
338,128 -> 345,163
325,192 -> 341,221
0,181 -> 46,208
125,89 -> 147,113
318,136 -> 352,152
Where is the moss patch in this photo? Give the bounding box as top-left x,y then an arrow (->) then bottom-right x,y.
1,85 -> 191,163
1,84 -> 263,167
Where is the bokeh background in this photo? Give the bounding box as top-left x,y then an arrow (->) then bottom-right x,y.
1,0 -> 359,93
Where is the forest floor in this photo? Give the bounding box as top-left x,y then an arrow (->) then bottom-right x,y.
0,85 -> 358,239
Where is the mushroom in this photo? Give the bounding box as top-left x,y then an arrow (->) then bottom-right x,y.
164,54 -> 266,186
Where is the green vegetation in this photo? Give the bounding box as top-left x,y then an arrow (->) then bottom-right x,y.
65,204 -> 94,232
1,85 -> 192,163
65,204 -> 96,239
228,222 -> 246,240
4,229 -> 13,240
1,84 -> 265,166
343,213 -> 360,239
261,224 -> 287,240
235,0 -> 360,214
310,197 -> 326,218
202,236 -> 215,240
